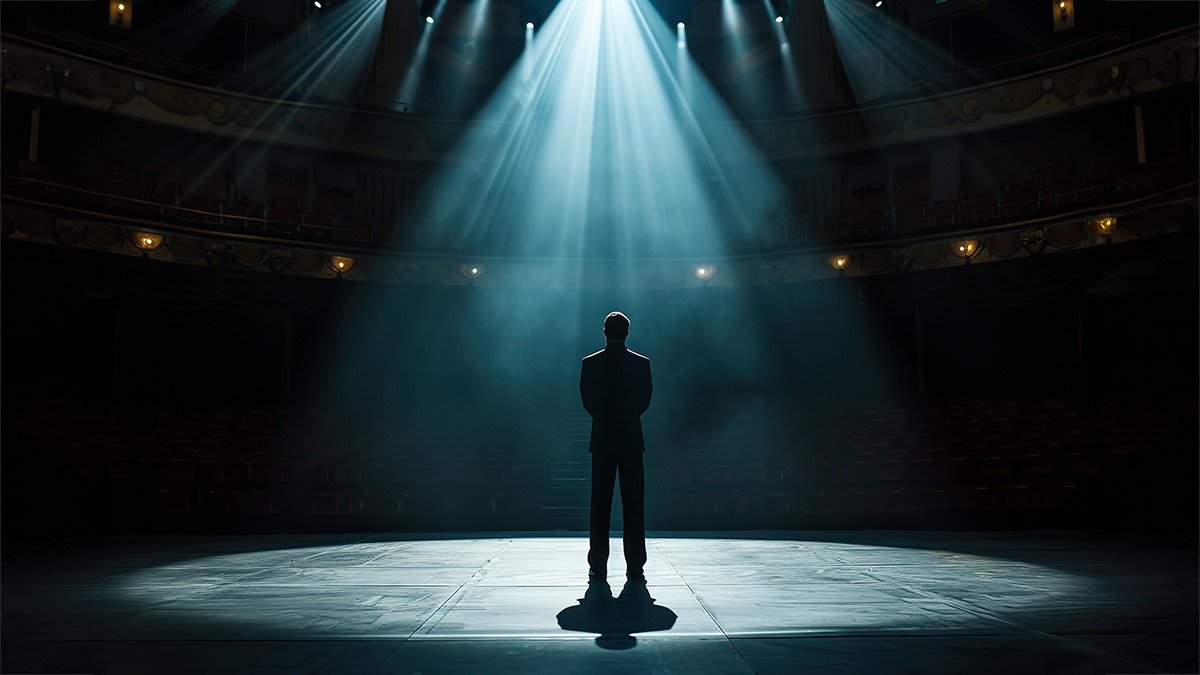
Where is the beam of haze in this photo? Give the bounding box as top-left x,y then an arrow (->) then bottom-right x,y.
398,0 -> 448,107
312,0 -> 915,470
822,0 -> 955,104
762,0 -> 801,103
167,0 -> 387,198
244,0 -> 388,103
417,0 -> 785,261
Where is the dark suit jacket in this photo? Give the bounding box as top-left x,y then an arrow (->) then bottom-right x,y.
580,343 -> 652,455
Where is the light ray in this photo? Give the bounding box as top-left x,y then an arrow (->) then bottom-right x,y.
167,0 -> 387,201
398,0 -> 448,108
419,0 -> 784,262
822,0 -> 957,105
762,0 -> 801,102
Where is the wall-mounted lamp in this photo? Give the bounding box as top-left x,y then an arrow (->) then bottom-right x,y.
109,0 -> 132,28
951,239 -> 981,259
327,255 -> 356,275
1086,214 -> 1117,237
1053,0 -> 1074,31
694,264 -> 716,281
461,264 -> 484,279
131,231 -> 162,251
828,254 -> 852,271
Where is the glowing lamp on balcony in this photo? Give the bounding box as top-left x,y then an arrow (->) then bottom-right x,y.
694,265 -> 716,281
327,255 -> 356,275
109,0 -> 132,28
131,231 -> 162,251
1086,214 -> 1117,236
828,254 -> 852,271
951,239 -> 980,259
1054,0 -> 1074,31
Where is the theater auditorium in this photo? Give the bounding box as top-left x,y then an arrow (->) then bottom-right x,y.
1,0 -> 1197,672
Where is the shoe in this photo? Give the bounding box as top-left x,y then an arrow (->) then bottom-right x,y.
626,569 -> 645,580
588,567 -> 607,579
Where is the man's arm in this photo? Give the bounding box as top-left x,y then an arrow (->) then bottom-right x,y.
580,358 -> 597,416
637,358 -> 652,416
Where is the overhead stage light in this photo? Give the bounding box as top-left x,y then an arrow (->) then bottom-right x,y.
425,15 -> 434,24
874,0 -> 884,7
774,15 -> 784,22
313,1 -> 321,7
527,21 -> 534,29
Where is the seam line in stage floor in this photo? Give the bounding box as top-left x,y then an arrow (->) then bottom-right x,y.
408,537 -> 517,639
651,538 -> 758,673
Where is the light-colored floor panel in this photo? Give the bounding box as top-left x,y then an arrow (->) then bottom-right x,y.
2,531 -> 1195,673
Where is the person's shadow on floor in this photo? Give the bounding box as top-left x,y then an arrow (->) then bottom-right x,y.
556,578 -> 678,649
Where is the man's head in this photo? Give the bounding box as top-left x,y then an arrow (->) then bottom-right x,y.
603,311 -> 630,342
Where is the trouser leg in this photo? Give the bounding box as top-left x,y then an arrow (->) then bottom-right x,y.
618,452 -> 647,572
588,452 -> 617,571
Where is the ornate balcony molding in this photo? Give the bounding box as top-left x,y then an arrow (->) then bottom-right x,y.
4,183 -> 1194,289
2,28 -> 1195,162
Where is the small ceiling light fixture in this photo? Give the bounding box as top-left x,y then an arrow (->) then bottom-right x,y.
951,239 -> 981,259
313,1 -> 321,7
425,15 -> 434,24
461,264 -> 484,279
327,255 -> 356,275
677,21 -> 685,29
1086,214 -> 1118,236
828,253 -> 852,271
526,21 -> 534,29
874,0 -> 883,7
694,264 -> 716,280
775,15 -> 784,22
131,231 -> 162,251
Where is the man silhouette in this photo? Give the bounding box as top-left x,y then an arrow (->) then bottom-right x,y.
579,311 -> 652,580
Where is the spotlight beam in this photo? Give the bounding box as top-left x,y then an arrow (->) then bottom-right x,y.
399,0 -> 448,107
822,0 -> 955,105
168,0 -> 387,201
417,0 -> 784,264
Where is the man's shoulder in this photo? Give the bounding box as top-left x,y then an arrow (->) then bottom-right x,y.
582,349 -> 606,362
627,349 -> 650,363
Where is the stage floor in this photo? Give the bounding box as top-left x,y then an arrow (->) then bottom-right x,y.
3,530 -> 1196,674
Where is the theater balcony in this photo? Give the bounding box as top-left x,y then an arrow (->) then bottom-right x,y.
0,11 -> 1196,286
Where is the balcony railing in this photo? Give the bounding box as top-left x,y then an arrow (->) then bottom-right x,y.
7,158 -> 1196,255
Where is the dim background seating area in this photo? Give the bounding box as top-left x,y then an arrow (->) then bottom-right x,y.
6,395 -> 1193,535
